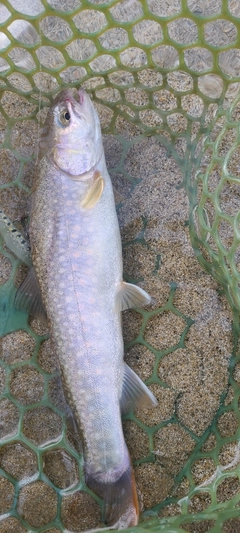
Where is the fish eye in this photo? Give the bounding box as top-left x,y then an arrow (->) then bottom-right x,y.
59,110 -> 71,126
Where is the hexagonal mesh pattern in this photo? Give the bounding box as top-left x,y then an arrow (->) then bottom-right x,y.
0,1 -> 240,532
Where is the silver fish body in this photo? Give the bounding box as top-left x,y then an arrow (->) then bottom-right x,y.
31,156 -> 126,470
25,89 -> 157,528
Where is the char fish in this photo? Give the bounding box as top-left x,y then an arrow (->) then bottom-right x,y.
14,89 -> 157,529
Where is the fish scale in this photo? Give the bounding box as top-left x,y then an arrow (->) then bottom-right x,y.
31,159 -> 126,474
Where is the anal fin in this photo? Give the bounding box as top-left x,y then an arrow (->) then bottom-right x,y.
120,363 -> 158,414
14,267 -> 48,324
116,281 -> 151,312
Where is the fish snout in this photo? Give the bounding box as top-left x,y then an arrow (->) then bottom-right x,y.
78,88 -> 85,105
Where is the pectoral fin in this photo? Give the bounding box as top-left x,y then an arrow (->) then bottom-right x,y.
116,281 -> 151,312
81,171 -> 105,209
14,267 -> 48,324
120,363 -> 158,414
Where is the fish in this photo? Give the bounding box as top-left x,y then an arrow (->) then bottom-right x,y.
0,208 -> 32,267
13,89 -> 158,529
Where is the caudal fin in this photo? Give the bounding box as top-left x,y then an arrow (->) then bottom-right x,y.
86,460 -> 139,528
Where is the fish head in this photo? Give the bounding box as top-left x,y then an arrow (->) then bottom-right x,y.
40,89 -> 103,177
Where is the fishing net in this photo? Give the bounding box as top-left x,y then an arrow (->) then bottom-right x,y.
0,0 -> 240,532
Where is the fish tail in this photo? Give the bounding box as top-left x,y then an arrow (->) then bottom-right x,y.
86,456 -> 139,528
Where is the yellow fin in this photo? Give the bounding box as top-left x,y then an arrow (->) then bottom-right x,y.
81,171 -> 105,209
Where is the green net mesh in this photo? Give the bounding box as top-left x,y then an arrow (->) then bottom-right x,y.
0,1 -> 240,532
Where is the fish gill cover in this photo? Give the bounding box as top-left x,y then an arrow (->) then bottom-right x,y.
0,0 -> 240,532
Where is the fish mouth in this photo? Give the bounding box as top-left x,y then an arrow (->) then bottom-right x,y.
54,88 -> 84,105
60,89 -> 85,106
53,88 -> 88,120
78,88 -> 85,105
68,89 -> 86,118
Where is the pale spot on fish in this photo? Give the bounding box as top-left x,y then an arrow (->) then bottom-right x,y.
76,302 -> 85,311
71,234 -> 79,242
64,296 -> 73,304
77,279 -> 87,286
85,341 -> 93,348
73,251 -> 81,258
58,268 -> 66,274
71,264 -> 78,272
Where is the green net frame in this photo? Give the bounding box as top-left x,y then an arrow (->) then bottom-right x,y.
0,1 -> 240,532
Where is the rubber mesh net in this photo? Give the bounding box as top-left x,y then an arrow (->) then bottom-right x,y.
0,1 -> 240,532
